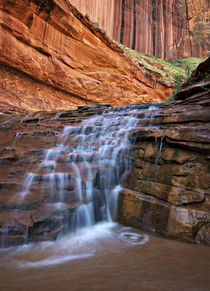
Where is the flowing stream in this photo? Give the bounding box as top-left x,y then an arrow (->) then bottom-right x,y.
19,105 -> 143,234
0,104 -> 209,290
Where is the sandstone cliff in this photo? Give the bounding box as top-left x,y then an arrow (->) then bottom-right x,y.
0,0 -> 171,113
71,0 -> 209,59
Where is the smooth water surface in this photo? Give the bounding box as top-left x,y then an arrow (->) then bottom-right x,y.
0,223 -> 209,291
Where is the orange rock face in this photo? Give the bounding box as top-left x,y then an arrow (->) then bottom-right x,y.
71,0 -> 208,59
0,0 -> 171,113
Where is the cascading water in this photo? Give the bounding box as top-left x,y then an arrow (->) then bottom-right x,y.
1,103 -> 165,252
18,106 -> 142,236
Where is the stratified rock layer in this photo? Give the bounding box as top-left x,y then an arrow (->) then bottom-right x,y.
0,0 -> 171,113
0,104 -> 113,246
118,58 -> 210,245
71,0 -> 209,59
0,56 -> 209,246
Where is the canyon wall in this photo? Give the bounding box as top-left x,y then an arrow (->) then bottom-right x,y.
0,0 -> 171,113
70,0 -> 209,59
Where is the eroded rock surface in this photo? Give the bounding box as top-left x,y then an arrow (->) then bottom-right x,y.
0,0 -> 171,113
118,58 -> 210,245
71,0 -> 209,59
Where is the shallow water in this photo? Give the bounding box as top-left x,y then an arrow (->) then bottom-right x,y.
0,223 -> 209,291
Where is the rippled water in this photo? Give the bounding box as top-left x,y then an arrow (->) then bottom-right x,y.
0,223 -> 209,291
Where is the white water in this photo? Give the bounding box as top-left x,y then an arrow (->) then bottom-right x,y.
2,223 -> 148,269
17,106 -> 147,234
1,105 -> 161,261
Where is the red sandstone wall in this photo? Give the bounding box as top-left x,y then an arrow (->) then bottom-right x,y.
70,0 -> 209,59
0,0 -> 171,113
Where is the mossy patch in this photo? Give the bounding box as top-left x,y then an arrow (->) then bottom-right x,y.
115,43 -> 204,101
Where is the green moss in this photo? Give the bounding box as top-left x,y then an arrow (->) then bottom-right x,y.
118,43 -> 202,81
115,42 -> 204,101
93,21 -> 99,27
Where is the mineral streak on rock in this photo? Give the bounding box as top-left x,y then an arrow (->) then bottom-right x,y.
0,0 -> 171,113
71,0 -> 209,59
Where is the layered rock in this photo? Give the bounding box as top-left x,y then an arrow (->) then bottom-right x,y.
71,0 -> 209,59
0,55 -> 209,247
118,58 -> 210,245
0,0 -> 171,113
0,104 -> 113,246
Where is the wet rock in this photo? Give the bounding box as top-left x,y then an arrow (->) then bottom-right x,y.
195,224 -> 210,246
118,189 -> 210,244
77,104 -> 112,113
119,61 -> 210,244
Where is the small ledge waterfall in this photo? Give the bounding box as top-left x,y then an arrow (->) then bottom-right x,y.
22,107 -> 141,231
0,104 -> 162,248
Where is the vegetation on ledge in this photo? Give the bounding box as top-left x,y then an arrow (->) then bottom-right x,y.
117,43 -> 203,84
89,18 -> 204,102
119,44 -> 205,101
